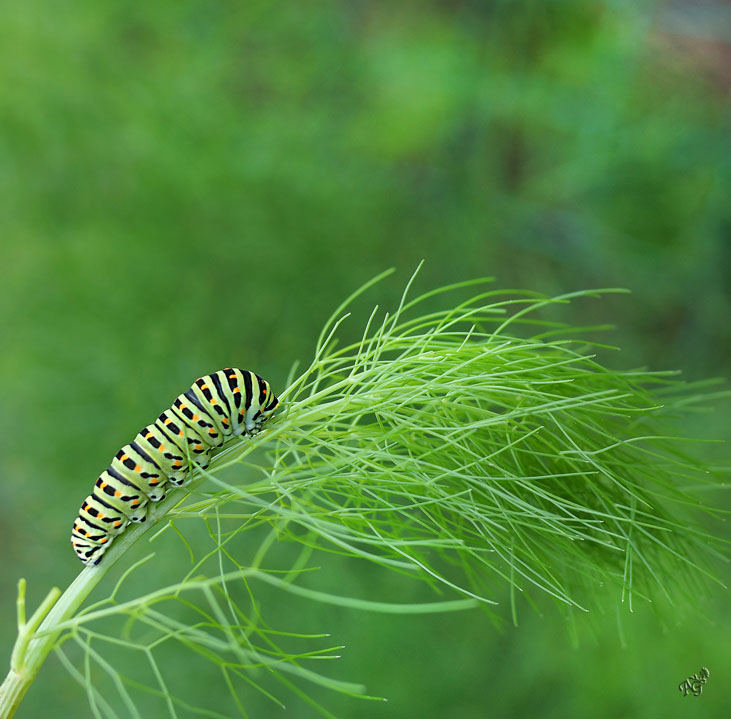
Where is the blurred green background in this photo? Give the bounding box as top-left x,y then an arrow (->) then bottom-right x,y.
1,0 -> 729,717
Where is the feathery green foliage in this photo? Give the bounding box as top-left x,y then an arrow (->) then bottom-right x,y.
1,269 -> 726,718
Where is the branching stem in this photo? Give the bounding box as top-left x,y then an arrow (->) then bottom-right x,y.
0,439 -> 255,719
0,276 -> 725,719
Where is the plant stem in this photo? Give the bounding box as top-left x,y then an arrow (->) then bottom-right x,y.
0,437 -> 259,719
0,568 -> 106,719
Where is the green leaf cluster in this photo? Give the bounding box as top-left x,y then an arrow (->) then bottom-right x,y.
2,271 -> 726,718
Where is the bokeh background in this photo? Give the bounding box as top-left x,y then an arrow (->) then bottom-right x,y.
1,0 -> 729,717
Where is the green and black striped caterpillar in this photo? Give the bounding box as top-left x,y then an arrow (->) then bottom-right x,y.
71,368 -> 280,566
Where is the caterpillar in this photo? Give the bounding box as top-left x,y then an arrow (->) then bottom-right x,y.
71,368 -> 280,566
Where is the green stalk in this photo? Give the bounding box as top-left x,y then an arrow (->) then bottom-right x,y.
1,275 -> 725,718
0,439 -> 255,719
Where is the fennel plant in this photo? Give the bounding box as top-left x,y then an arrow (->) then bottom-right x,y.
0,268 -> 726,718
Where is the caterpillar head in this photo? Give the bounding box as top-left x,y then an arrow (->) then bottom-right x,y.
247,376 -> 280,433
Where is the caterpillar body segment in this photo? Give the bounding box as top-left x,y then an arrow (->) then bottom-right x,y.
110,444 -> 167,501
134,423 -> 189,486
